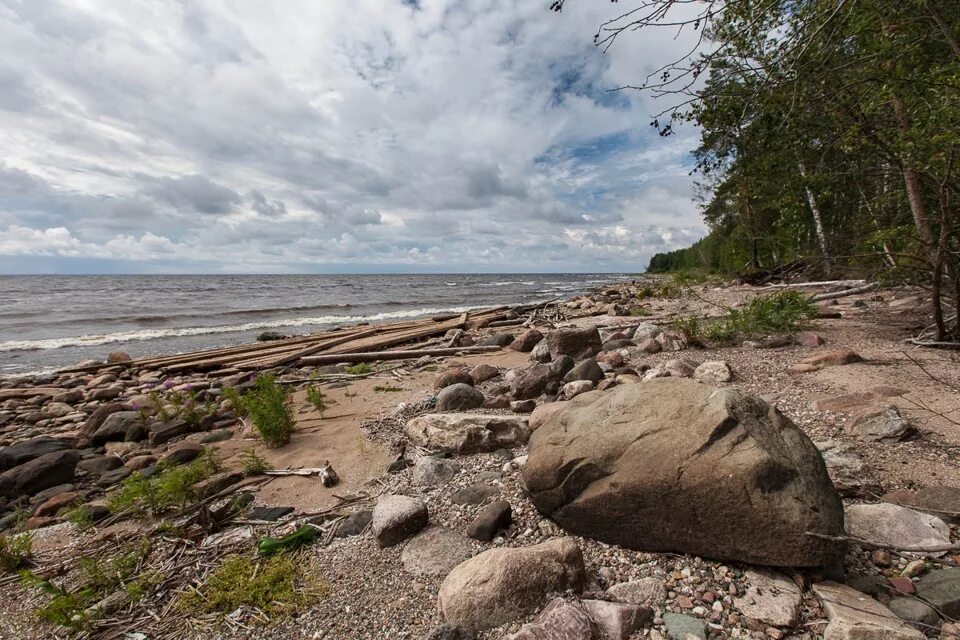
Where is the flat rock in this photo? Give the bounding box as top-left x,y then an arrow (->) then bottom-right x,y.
372,494 -> 428,547
0,450 -> 82,498
887,597 -> 939,629
663,612 -> 706,640
450,483 -> 498,505
401,526 -> 475,577
438,538 -> 586,633
0,437 -> 71,472
413,456 -> 461,486
845,405 -> 909,441
693,361 -> 732,384
606,577 -> 666,605
405,413 -> 529,454
734,569 -> 802,627
247,506 -> 294,522
509,598 -> 593,640
915,568 -> 960,618
582,599 -> 651,640
812,581 -> 923,639
845,503 -> 950,552
801,349 -> 863,368
881,486 -> 960,523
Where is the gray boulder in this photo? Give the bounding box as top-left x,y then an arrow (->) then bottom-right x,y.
405,414 -> 530,454
92,411 -> 147,446
0,450 -> 82,498
0,437 -> 71,472
546,327 -> 602,361
371,494 -> 428,547
563,358 -> 604,384
812,581 -> 923,639
413,456 -> 461,486
401,526 -> 475,577
436,384 -> 485,412
915,568 -> 960,618
845,405 -> 909,441
522,379 -> 844,566
510,364 -> 558,400
845,503 -> 950,552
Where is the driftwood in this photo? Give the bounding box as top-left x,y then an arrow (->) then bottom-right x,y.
300,345 -> 501,366
809,282 -> 880,302
762,279 -> 867,290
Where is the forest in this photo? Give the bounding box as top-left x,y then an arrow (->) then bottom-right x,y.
559,0 -> 960,341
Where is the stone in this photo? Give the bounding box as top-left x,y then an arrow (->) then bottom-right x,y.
529,340 -> 552,363
436,383 -> 485,412
160,443 -> 205,466
815,439 -> 869,496
451,483 -> 498,506
484,394 -> 511,409
693,361 -> 733,384
510,329 -> 545,353
511,364 -> 559,400
563,359 -> 604,384
562,380 -> 594,400
734,569 -> 802,627
845,503 -> 950,552
632,323 -> 661,341
0,450 -> 82,498
787,363 -> 820,374
582,599 -> 652,640
888,577 -> 915,595
546,327 -> 602,361
96,466 -> 133,487
480,333 -> 516,348
846,575 -> 889,596
510,399 -> 536,413
887,597 -> 939,630
34,491 -> 82,517
0,437 -> 71,472
801,350 -> 863,368
247,506 -> 294,522
596,350 -> 625,368
882,486 -> 960,523
467,500 -> 511,541
372,495 -> 428,547
812,387 -> 907,412
656,332 -> 686,352
915,568 -> 960,617
438,538 -> 587,633
812,581 -> 923,639
845,405 -> 909,441
550,355 -> 576,378
125,455 -> 157,471
523,379 -> 844,566
405,414 -> 530,454
470,364 -> 499,385
435,369 -> 474,390
107,351 -> 132,363
334,510 -> 373,537
401,526 -> 476,577
663,613 -> 706,640
509,598 -> 593,640
663,358 -> 697,378
529,402 -> 566,432
606,577 -> 666,605
51,389 -> 83,404
798,332 -> 826,347
413,456 -> 461,486
91,411 -> 147,446
193,471 -> 242,497
43,402 -> 74,418
77,455 -> 123,475
422,625 -> 469,640
637,338 -> 662,354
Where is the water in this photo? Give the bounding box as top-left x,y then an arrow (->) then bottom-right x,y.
0,274 -> 625,375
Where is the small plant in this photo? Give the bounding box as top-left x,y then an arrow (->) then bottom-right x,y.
373,384 -> 402,393
20,570 -> 90,631
628,307 -> 651,317
237,375 -> 296,448
0,533 -> 32,572
239,447 -> 272,476
344,363 -> 373,375
62,505 -> 95,530
305,385 -> 327,415
108,450 -> 219,515
222,386 -> 247,417
672,291 -> 818,345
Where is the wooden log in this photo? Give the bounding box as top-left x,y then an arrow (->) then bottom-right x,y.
761,279 -> 867,290
809,282 -> 879,302
299,345 -> 501,365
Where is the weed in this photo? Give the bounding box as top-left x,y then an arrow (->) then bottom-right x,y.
305,385 -> 327,415
628,307 -> 651,317
222,386 -> 247,417
344,363 -> 373,375
108,450 -> 219,515
62,505 -> 95,530
673,291 -> 817,345
20,570 -> 90,631
373,385 -> 402,393
239,447 -> 272,476
236,375 -> 296,448
0,532 -> 32,572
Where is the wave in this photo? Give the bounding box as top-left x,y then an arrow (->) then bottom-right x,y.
0,305 -> 478,353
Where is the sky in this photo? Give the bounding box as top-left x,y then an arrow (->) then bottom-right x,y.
0,0 -> 706,274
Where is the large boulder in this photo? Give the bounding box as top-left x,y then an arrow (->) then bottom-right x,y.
522,379 -> 844,566
0,437 -> 71,472
438,538 -> 586,633
74,402 -> 129,448
436,384 -> 485,412
510,329 -> 545,353
91,411 -> 147,446
546,327 -> 602,361
404,414 -> 530,453
511,364 -> 559,400
0,450 -> 82,498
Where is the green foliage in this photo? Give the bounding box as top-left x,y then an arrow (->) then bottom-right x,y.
674,291 -> 818,345
239,447 -> 272,476
222,386 -> 247,417
305,385 -> 327,414
344,363 -> 373,375
237,374 -> 296,448
108,450 -> 219,515
372,384 -> 403,393
628,307 -> 651,317
0,533 -> 32,572
62,505 -> 95,530
634,281 -> 681,300
257,526 -> 320,557
178,553 -> 326,617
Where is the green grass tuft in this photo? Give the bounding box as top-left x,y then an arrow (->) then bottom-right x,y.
305,385 -> 327,415
237,374 -> 296,448
0,533 -> 32,572
372,384 -> 403,393
672,291 -> 818,345
344,363 -> 373,375
108,450 -> 219,515
239,447 -> 272,476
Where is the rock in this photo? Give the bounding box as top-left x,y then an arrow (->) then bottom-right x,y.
582,599 -> 652,640
546,327 -> 602,361
34,491 -> 82,517
125,455 -> 157,471
438,538 -> 586,633
413,456 -> 461,486
334,510 -> 373,537
467,500 -> 511,541
510,399 -> 536,413
596,350 -> 625,368
915,568 -> 960,617
561,379 -> 595,400
563,359 -> 604,384
92,411 -> 147,446
0,450 -> 82,498
812,388 -> 907,412
798,332 -> 826,347
96,466 -> 133,487
550,355 -> 576,378
480,333 -> 516,348
801,349 -> 863,368
484,394 -> 511,409
656,332 -> 686,351
693,361 -> 732,384
663,358 -> 697,378
881,486 -> 960,523
401,526 -> 476,577
530,402 -> 567,432
734,569 -> 802,627
451,483 -> 498,506
845,503 -> 950,552
636,338 -> 662,354
632,323 -> 661,341
888,576 -> 915,595
0,437 -> 71,472
435,369 -> 474,390
887,597 -> 939,630
51,389 -> 83,404
436,384 -> 485,412
815,439 -> 869,496
606,577 -> 666,605
43,402 -> 74,418
529,340 -> 552,363
405,414 -> 530,454
422,625 -> 469,640
470,364 -> 499,385
523,379 -> 844,566
510,329 -> 545,353
247,506 -> 294,522
160,443 -> 205,466
787,363 -> 820,374
845,405 -> 909,441
371,495 -> 428,547
511,364 -> 559,400
106,351 -> 132,363
77,455 -> 123,475
509,598 -> 593,640
812,581 -> 923,639
662,612 -> 706,640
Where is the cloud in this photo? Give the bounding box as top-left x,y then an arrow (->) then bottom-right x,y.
0,0 -> 706,273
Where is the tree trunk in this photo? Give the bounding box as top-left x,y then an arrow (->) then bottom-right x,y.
798,162 -> 832,275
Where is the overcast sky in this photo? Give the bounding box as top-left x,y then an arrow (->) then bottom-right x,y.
0,0 -> 705,274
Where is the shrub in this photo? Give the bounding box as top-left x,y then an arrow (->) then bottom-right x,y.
305,385 -> 326,414
0,533 -> 32,572
239,374 -> 296,448
239,447 -> 272,476
673,291 -> 817,345
108,450 -> 219,515
373,385 -> 402,393
344,363 -> 373,375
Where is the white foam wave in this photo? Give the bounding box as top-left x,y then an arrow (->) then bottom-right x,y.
0,306 -> 476,352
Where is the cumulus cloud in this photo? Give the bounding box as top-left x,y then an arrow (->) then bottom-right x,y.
0,0 -> 706,273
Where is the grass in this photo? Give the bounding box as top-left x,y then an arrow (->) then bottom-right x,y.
236,374 -> 296,448
344,363 -> 373,375
0,532 -> 32,572
672,291 -> 818,345
628,307 -> 652,317
62,505 -> 95,530
305,385 -> 327,415
373,384 -> 403,393
239,447 -> 272,476
108,450 -> 220,515
178,553 -> 326,617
